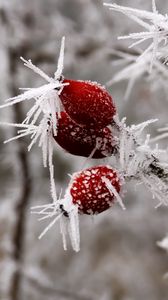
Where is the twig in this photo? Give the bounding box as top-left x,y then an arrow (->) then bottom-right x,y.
8,46 -> 32,300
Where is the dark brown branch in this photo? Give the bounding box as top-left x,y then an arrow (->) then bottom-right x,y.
7,43 -> 57,300
8,46 -> 32,300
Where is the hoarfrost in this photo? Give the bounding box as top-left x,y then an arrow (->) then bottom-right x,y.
31,188 -> 80,252
0,37 -> 67,204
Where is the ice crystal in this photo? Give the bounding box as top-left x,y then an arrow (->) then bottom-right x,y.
150,125 -> 168,143
0,37 -> 67,202
31,185 -> 80,252
113,116 -> 168,207
104,1 -> 168,72
157,235 -> 168,278
102,176 -> 126,210
107,47 -> 168,100
157,235 -> 168,252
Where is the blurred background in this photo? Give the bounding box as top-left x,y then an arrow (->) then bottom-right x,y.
0,0 -> 168,299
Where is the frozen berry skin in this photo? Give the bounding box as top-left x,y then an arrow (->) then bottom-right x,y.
59,79 -> 116,129
53,112 -> 116,158
70,165 -> 121,215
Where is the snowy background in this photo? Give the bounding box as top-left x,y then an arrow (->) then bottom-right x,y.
0,0 -> 168,300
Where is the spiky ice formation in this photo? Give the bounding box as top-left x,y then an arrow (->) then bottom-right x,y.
31,189 -> 80,252
0,37 -> 67,202
113,116 -> 168,207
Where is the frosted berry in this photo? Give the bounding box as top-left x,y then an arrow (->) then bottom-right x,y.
54,112 -> 116,158
59,79 -> 116,129
70,165 -> 121,215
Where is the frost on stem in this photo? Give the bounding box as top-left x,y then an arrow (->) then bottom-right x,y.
0,37 -> 67,202
104,1 -> 168,72
114,116 -> 168,207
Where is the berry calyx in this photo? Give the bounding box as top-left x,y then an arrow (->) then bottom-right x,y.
59,79 -> 116,129
53,112 -> 116,158
70,165 -> 121,215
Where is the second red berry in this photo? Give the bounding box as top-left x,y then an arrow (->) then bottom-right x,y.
59,79 -> 116,129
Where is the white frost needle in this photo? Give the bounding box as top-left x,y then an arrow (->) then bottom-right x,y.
54,36 -> 65,79
31,188 -> 80,252
2,83 -> 61,107
157,236 -> 168,251
102,177 -> 126,210
0,37 -> 67,204
104,1 -> 168,71
141,174 -> 168,207
38,214 -> 63,240
20,56 -> 53,83
107,45 -> 168,99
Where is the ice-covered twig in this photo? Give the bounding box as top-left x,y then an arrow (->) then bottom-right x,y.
114,117 -> 168,207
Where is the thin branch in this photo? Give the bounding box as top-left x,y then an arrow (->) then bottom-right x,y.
8,46 -> 32,300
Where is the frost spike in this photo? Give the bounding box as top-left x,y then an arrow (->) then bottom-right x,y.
38,214 -> 63,240
102,177 -> 126,210
54,36 -> 65,79
20,57 -> 53,83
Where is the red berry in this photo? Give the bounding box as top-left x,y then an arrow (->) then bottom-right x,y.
54,112 -> 116,158
59,79 -> 116,129
70,165 -> 121,215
